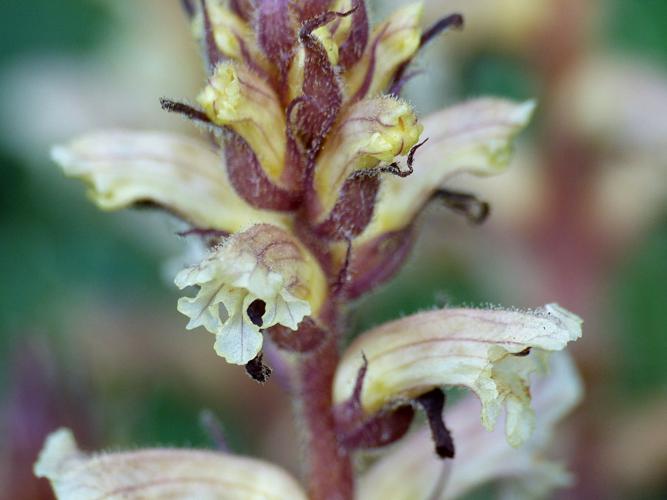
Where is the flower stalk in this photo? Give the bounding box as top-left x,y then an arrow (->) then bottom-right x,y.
294,334 -> 354,500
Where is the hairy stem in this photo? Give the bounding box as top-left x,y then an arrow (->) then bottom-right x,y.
294,335 -> 354,500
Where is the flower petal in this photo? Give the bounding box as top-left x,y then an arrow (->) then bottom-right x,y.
366,98 -> 536,238
34,428 -> 308,500
51,130 -> 285,233
175,224 -> 327,364
333,304 -> 582,447
357,353 -> 583,500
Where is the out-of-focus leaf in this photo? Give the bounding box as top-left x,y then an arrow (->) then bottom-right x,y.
1,0 -> 112,65
614,220 -> 667,397
459,53 -> 538,102
605,0 -> 667,67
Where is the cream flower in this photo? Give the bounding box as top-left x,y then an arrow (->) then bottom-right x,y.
311,96 -> 423,221
35,428 -> 308,500
333,304 -> 582,447
175,224 -> 327,365
363,97 -> 536,239
358,353 -> 583,500
51,130 -> 287,233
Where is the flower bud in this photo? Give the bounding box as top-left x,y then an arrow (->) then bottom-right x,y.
309,97 -> 423,223
198,63 -> 288,187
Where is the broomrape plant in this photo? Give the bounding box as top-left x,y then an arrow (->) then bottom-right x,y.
36,1 -> 583,499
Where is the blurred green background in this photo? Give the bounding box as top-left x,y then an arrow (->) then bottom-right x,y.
1,0 -> 666,498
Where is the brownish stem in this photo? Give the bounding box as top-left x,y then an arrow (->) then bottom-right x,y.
293,335 -> 354,500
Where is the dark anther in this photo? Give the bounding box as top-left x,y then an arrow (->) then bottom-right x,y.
160,98 -> 213,125
199,409 -> 229,451
415,388 -> 455,459
180,0 -> 195,17
513,347 -> 532,357
378,138 -> 429,178
177,227 -> 229,238
245,353 -> 272,384
433,188 -> 490,225
246,299 -> 266,327
332,237 -> 353,295
420,13 -> 464,48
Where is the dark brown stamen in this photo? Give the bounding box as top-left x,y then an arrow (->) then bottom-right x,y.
160,98 -> 213,125
246,299 -> 267,327
176,227 -> 229,238
434,188 -> 490,225
420,13 -> 464,48
415,388 -> 455,459
514,347 -> 532,357
245,353 -> 272,384
388,13 -> 464,97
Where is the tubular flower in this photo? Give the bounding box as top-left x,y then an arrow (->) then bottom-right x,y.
35,428 -> 308,500
333,304 -> 582,447
357,353 -> 583,500
176,224 -> 327,364
51,0 -> 536,365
